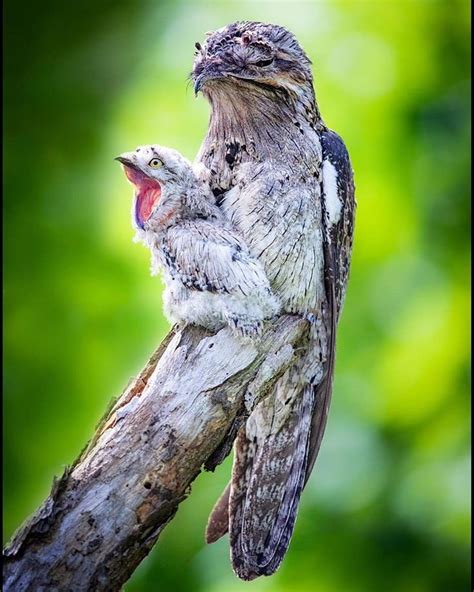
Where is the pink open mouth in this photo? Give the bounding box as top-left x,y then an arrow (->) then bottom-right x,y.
121,165 -> 162,229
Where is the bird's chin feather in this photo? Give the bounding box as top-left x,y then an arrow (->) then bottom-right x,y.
132,227 -> 146,245
132,228 -> 160,278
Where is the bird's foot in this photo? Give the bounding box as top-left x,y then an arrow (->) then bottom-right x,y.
226,314 -> 263,340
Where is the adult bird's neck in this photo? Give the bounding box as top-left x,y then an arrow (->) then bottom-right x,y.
197,82 -> 325,193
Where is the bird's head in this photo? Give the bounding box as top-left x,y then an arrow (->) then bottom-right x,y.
116,145 -> 193,230
192,21 -> 313,99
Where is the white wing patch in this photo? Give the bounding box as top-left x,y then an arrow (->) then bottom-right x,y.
322,160 -> 342,225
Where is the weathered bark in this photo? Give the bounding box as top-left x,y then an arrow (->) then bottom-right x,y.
3,316 -> 308,591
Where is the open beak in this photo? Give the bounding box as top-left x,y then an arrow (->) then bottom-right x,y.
115,154 -> 162,230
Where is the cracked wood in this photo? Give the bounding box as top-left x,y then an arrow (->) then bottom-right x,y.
3,316 -> 308,592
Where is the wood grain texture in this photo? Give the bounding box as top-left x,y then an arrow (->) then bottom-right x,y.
3,316 -> 308,591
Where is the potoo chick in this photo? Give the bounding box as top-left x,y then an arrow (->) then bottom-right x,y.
116,145 -> 280,338
192,21 -> 356,579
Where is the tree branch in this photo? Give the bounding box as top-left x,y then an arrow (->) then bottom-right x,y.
3,316 -> 308,591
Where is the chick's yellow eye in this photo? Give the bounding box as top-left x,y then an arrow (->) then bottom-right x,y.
149,158 -> 163,168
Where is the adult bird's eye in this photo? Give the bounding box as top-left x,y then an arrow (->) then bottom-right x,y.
149,158 -> 163,168
254,57 -> 274,67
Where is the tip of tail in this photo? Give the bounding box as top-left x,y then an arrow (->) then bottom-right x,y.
232,545 -> 287,580
205,521 -> 227,544
205,483 -> 230,544
233,566 -> 261,581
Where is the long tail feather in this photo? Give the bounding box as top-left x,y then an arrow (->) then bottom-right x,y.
229,385 -> 314,579
205,483 -> 230,543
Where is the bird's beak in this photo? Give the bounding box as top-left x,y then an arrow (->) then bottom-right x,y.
194,73 -> 206,95
114,154 -> 140,171
115,153 -> 146,185
114,155 -> 131,165
193,68 -> 229,95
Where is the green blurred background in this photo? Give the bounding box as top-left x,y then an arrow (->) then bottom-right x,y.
4,1 -> 471,590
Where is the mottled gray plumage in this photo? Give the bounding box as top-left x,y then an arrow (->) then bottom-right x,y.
117,144 -> 280,338
193,21 -> 356,579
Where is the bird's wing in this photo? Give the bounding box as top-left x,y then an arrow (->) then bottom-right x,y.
206,133 -> 355,556
162,220 -> 271,296
305,129 -> 356,481
320,129 -> 356,319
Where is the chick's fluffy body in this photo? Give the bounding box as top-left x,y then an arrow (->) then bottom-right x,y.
124,145 -> 280,337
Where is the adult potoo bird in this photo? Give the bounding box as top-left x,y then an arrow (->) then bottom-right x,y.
116,144 -> 280,337
192,21 -> 356,579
